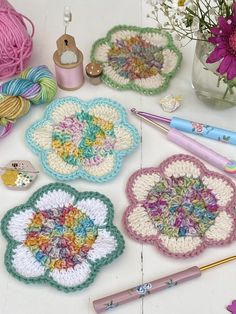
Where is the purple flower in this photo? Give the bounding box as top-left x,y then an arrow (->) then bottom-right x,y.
227,300 -> 236,313
207,3 -> 236,80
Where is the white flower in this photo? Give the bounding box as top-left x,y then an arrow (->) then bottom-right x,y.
225,0 -> 234,6
191,16 -> 200,32
172,0 -> 194,11
167,0 -> 195,23
1,183 -> 124,291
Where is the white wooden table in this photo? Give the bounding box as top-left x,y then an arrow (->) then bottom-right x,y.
1,1 -> 236,314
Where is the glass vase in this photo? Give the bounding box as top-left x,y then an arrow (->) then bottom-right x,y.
192,39 -> 236,109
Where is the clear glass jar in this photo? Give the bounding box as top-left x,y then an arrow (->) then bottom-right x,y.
192,39 -> 236,109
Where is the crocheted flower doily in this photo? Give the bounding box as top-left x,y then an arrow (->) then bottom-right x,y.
25,97 -> 140,182
123,154 -> 236,258
90,25 -> 182,95
1,183 -> 124,292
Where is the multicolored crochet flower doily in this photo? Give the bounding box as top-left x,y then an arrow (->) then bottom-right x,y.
1,183 -> 124,292
90,25 -> 182,95
25,97 -> 140,182
123,154 -> 236,258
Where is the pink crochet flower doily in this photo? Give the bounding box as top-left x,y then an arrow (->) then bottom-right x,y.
123,154 -> 236,258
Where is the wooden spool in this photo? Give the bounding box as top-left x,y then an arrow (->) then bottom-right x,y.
53,34 -> 84,90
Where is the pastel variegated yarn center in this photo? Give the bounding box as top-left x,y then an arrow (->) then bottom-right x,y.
143,176 -> 219,238
108,35 -> 164,80
51,111 -> 116,167
25,205 -> 98,271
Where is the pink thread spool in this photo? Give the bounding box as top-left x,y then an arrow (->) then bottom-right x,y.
53,34 -> 84,91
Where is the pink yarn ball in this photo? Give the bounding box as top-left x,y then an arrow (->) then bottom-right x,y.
0,0 -> 34,79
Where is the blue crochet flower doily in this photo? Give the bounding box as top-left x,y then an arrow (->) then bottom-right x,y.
25,97 -> 140,182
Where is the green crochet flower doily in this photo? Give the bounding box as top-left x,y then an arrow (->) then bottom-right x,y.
91,25 -> 182,95
1,183 -> 125,292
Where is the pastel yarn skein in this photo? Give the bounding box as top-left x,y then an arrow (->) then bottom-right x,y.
0,65 -> 57,126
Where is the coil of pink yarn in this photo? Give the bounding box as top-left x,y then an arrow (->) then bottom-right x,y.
0,0 -> 34,79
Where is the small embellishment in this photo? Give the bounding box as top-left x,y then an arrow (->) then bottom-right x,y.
218,135 -> 231,143
86,62 -> 103,85
26,97 -> 140,182
91,25 -> 182,95
104,300 -> 119,311
133,283 -> 152,297
224,160 -> 236,174
191,122 -> 214,135
0,160 -> 38,189
1,169 -> 19,186
123,154 -> 236,258
0,183 -> 125,292
160,95 -> 182,112
227,300 -> 236,313
56,34 -> 78,65
61,50 -> 78,64
166,279 -> 177,288
86,62 -> 103,78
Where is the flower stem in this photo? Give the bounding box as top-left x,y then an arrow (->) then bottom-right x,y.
223,87 -> 229,99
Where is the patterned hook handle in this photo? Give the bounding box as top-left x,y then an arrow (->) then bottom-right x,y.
93,266 -> 201,313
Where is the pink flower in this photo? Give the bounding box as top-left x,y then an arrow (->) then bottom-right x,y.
227,300 -> 236,314
123,154 -> 236,258
207,3 -> 236,80
192,122 -> 204,133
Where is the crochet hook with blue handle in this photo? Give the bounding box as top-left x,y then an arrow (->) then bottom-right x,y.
134,109 -> 236,145
131,108 -> 236,177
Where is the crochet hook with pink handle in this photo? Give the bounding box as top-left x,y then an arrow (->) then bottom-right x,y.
131,108 -> 236,177
93,256 -> 236,313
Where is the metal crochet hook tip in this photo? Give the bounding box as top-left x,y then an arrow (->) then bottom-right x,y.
200,255 -> 236,271
131,108 -> 169,133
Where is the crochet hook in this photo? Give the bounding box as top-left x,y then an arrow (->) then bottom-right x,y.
134,109 -> 236,145
131,108 -> 236,177
93,255 -> 236,313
